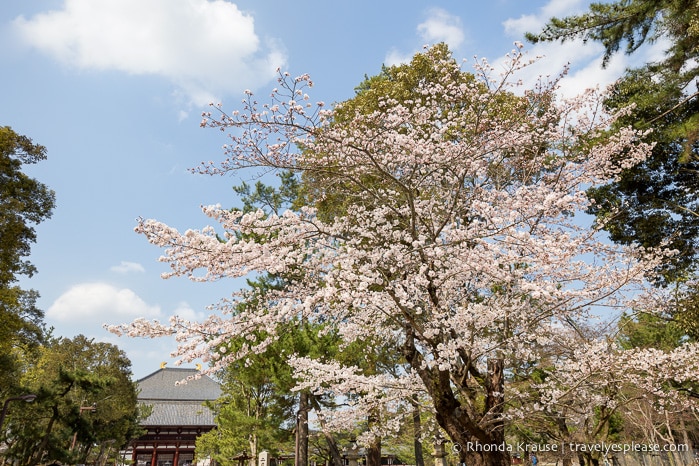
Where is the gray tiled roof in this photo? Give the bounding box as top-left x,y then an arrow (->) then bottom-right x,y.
137,368 -> 222,401
137,368 -> 221,427
141,399 -> 216,426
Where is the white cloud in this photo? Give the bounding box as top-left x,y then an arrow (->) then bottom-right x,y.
385,8 -> 466,67
384,48 -> 415,68
110,261 -> 146,274
503,0 -> 587,38
12,0 -> 286,104
47,282 -> 161,323
497,0 -> 670,99
555,50 -> 628,97
417,8 -> 465,50
493,40 -> 612,98
169,301 -> 207,322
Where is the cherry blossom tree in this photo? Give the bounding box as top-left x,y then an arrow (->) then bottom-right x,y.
512,322 -> 699,466
109,45 -> 699,466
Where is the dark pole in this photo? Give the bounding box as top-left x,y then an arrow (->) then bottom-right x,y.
0,394 -> 38,429
71,402 -> 98,450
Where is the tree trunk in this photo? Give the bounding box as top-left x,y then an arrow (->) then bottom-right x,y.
412,397 -> 425,466
296,391 -> 309,466
366,409 -> 382,466
28,405 -> 59,466
443,357 -> 509,466
560,449 -> 573,466
554,412 -> 573,466
680,417 -> 692,449
403,328 -> 510,466
366,437 -> 382,466
310,395 -> 344,466
248,434 -> 258,466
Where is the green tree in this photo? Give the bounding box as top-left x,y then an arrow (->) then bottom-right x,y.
527,1 -> 699,282
617,311 -> 687,351
614,312 -> 697,447
0,126 -> 55,394
197,341 -> 295,466
1,335 -> 142,466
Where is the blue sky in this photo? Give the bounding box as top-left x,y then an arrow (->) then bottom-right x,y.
1,0 -> 661,380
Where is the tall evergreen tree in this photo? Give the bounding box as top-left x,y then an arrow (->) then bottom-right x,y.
527,1 -> 699,282
0,126 -> 55,392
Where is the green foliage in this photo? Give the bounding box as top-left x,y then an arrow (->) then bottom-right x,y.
617,312 -> 687,351
0,126 -> 55,285
301,43 -> 555,230
2,335 -> 142,466
301,44 -> 468,222
233,171 -> 301,215
0,126 -> 55,392
343,43 -> 473,117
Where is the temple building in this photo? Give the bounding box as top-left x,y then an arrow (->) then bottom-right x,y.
130,366 -> 221,466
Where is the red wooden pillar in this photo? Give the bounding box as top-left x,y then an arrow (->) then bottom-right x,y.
174,444 -> 180,466
151,444 -> 158,466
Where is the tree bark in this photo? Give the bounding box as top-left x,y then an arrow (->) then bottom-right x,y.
366,409 -> 382,466
366,437 -> 382,466
412,397 -> 425,466
554,415 -> 573,466
310,395 -> 344,466
403,326 -> 510,466
680,417 -> 692,449
296,391 -> 309,466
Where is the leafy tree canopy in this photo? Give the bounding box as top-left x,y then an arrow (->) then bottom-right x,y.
0,126 -> 55,285
1,335 -> 141,466
0,126 -> 55,394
